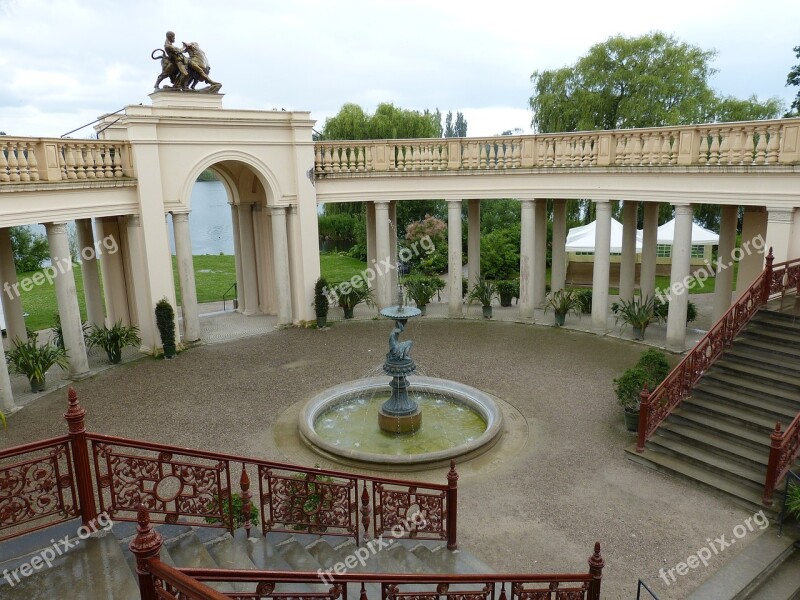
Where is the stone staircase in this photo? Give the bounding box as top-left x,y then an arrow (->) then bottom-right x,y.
627,308 -> 800,513
0,519 -> 494,599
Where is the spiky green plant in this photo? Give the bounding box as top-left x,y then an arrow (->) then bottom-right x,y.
87,321 -> 141,364
6,337 -> 69,387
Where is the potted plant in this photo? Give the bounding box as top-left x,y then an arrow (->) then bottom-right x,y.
50,313 -> 90,350
337,284 -> 375,319
543,289 -> 581,326
314,277 -> 329,328
653,297 -> 698,323
467,278 -> 497,319
613,295 -> 661,340
496,280 -> 519,307
614,349 -> 671,431
155,298 -> 177,358
576,289 -> 592,315
6,335 -> 69,392
87,321 -> 141,364
404,275 -> 439,315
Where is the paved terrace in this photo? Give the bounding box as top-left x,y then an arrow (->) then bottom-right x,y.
0,299 -> 760,600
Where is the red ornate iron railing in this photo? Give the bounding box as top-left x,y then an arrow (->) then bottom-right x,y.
0,435 -> 79,542
128,506 -> 605,600
635,250 -> 800,507
0,388 -> 456,550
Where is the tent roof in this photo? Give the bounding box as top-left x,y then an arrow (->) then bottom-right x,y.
656,219 -> 720,245
565,219 -> 642,253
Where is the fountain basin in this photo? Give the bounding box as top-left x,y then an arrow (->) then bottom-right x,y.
299,376 -> 504,469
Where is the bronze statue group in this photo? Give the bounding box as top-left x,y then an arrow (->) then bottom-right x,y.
152,31 -> 221,93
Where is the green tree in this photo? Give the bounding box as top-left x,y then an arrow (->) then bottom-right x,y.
786,45 -> 800,116
444,111 -> 468,137
10,226 -> 50,273
530,32 -> 781,133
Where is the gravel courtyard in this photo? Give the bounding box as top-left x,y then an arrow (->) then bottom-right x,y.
1,318 -> 759,599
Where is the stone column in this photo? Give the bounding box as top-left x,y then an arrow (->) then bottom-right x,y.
97,218 -> 130,326
230,204 -> 244,312
171,212 -> 200,342
551,200 -> 567,293
448,200 -> 463,317
666,204 -> 693,351
75,219 -> 105,328
712,205 -> 738,321
389,201 -> 398,293
238,203 -> 260,315
533,199 -> 547,306
765,206 -> 796,264
374,201 -> 393,308
619,200 -> 638,302
519,200 -> 535,319
126,216 -> 155,352
0,227 -> 27,342
468,199 -> 481,289
640,202 -> 659,301
0,340 -> 15,414
735,207 -> 767,298
271,206 -> 293,325
46,222 -> 90,379
591,200 -> 612,331
366,202 -> 377,284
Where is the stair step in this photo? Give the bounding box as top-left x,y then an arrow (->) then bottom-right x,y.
647,435 -> 766,489
692,383 -> 800,422
685,531 -> 797,600
735,336 -> 800,361
670,408 -> 772,451
752,312 -> 800,333
714,358 -> 800,390
205,531 -> 259,593
702,371 -> 800,406
746,547 -> 800,599
387,544 -> 437,573
247,536 -> 325,595
658,421 -> 770,468
276,538 -> 324,572
410,544 -> 493,574
684,396 -> 788,432
0,534 -> 140,600
624,447 -> 768,514
165,532 -> 235,593
742,325 -> 800,347
725,347 -> 800,376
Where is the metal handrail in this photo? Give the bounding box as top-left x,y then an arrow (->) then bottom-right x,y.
222,282 -> 237,311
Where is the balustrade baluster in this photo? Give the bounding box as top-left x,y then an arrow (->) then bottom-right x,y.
479,144 -> 487,169
75,144 -> 87,179
95,146 -> 106,178
324,147 -> 333,173
630,135 -> 643,166
496,143 -> 504,169
315,146 -> 323,174
112,145 -> 123,177
754,127 -> 767,165
570,138 -> 579,167
17,143 -> 30,182
642,135 -> 653,165
0,142 -> 9,182
346,145 -> 354,172
83,145 -> 96,179
659,134 -> 670,165
730,128 -> 744,164
415,145 -> 424,170
102,145 -> 113,177
590,137 -> 598,166
614,136 -> 625,165
360,483 -> 372,542
708,130 -> 721,165
579,139 -> 589,167
719,132 -> 731,165
432,145 -> 441,170
439,144 -> 449,169
357,146 -> 365,172
8,143 -> 20,181
698,135 -> 709,165
546,140 -> 555,167
365,146 -> 373,171
743,127 -> 755,164
512,140 -> 521,168
27,143 -> 39,181
766,125 -> 780,164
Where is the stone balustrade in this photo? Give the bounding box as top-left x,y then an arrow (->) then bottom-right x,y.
314,118 -> 800,176
0,137 -> 134,184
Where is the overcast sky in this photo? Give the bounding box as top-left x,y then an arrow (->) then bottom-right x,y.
0,0 -> 798,138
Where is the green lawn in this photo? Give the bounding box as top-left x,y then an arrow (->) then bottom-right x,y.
10,253 -> 368,332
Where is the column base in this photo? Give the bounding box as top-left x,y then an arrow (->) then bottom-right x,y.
69,370 -> 92,381
378,408 -> 422,434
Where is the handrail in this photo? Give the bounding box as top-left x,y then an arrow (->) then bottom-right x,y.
777,470 -> 800,537
635,250 -> 800,508
636,579 -> 660,599
222,281 -> 237,311
146,559 -> 230,600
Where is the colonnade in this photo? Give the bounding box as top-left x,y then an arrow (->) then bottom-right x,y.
362,197 -> 799,354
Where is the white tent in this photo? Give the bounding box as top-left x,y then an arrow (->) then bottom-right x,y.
565,219 -> 643,252
655,218 -> 719,245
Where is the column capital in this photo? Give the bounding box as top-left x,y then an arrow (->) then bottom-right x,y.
673,203 -> 693,215
270,205 -> 287,216
592,198 -> 611,205
171,211 -> 190,223
595,201 -> 612,213
45,222 -> 69,234
374,200 -> 391,209
447,199 -> 462,208
766,206 -> 795,223
127,215 -> 142,228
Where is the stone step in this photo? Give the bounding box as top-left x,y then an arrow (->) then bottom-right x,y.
701,371 -> 800,406
410,544 -> 494,574
205,530 -> 259,593
725,347 -> 800,377
692,383 -> 800,423
713,359 -> 800,393
658,420 -> 770,469
745,546 -> 800,600
386,544 -> 437,573
685,531 -> 798,600
624,446 -> 769,514
684,395 -> 788,433
741,325 -> 800,348
246,535 -> 326,595
647,434 -> 766,491
165,532 -> 236,594
734,336 -> 800,361
669,408 -> 772,452
0,534 -> 140,600
752,312 -> 800,334
276,538 -> 324,572
326,539 -> 410,600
